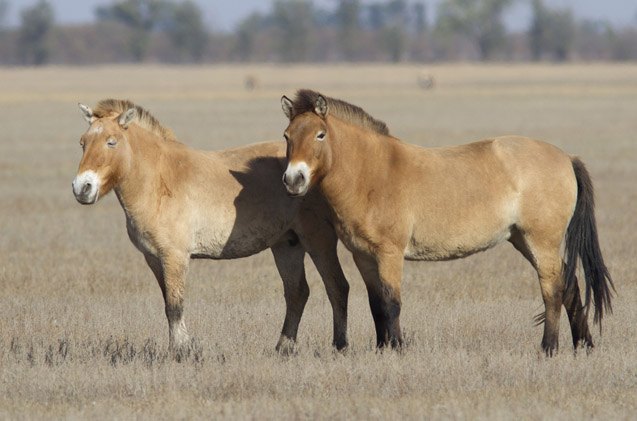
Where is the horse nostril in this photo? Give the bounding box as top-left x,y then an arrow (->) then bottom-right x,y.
282,173 -> 289,185
298,172 -> 305,182
81,183 -> 92,196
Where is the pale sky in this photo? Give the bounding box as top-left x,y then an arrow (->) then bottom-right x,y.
2,0 -> 636,31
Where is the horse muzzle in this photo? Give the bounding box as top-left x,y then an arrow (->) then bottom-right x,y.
282,162 -> 310,197
72,170 -> 100,205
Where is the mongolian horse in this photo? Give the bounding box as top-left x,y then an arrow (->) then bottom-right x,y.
72,99 -> 350,357
280,89 -> 614,355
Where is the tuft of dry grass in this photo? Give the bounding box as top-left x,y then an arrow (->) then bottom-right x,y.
1,64 -> 636,419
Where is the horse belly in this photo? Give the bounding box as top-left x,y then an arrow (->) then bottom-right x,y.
194,228 -> 280,259
404,202 -> 516,261
404,227 -> 511,261
190,225 -> 235,258
190,212 -> 292,259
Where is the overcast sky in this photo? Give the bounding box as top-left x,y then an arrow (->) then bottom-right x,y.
3,0 -> 636,31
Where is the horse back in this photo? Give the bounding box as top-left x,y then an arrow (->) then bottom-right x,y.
403,136 -> 576,260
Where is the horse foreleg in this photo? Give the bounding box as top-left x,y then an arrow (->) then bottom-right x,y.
377,253 -> 404,349
354,251 -> 404,349
145,251 -> 190,359
271,239 -> 309,355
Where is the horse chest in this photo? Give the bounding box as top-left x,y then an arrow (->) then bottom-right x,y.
333,216 -> 379,255
125,217 -> 158,256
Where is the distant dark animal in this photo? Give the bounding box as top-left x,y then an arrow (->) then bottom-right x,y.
245,75 -> 259,91
417,73 -> 435,90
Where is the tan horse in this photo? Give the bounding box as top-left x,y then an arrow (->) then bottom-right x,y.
72,99 -> 350,357
281,90 -> 614,355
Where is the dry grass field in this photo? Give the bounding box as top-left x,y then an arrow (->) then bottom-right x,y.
1,63 -> 636,419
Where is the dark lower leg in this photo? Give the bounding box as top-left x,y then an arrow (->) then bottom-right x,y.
368,291 -> 389,348
271,244 -> 309,353
368,291 -> 403,349
542,295 -> 562,357
562,275 -> 593,349
330,285 -> 349,350
309,252 -> 349,351
385,297 -> 403,349
279,279 -> 310,344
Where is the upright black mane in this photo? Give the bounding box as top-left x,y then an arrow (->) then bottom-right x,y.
290,89 -> 390,136
93,99 -> 176,141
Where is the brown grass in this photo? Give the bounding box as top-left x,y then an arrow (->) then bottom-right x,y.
1,64 -> 636,419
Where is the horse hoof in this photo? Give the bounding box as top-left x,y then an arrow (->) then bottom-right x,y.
276,337 -> 297,356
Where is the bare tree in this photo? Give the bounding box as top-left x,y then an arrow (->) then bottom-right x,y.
0,0 -> 8,30
381,0 -> 408,62
96,0 -> 169,61
165,0 -> 208,62
436,0 -> 514,60
336,0 -> 361,60
273,0 -> 314,62
18,0 -> 54,65
414,2 -> 427,35
529,0 -> 574,61
235,12 -> 265,61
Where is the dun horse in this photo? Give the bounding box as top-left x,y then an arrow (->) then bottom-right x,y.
281,90 -> 614,355
72,99 -> 350,356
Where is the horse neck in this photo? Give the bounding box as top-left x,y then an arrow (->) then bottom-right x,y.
321,118 -> 390,208
114,127 -> 168,216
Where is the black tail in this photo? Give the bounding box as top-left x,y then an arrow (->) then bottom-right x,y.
564,158 -> 615,332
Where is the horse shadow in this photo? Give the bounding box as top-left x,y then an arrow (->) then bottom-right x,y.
219,156 -> 300,258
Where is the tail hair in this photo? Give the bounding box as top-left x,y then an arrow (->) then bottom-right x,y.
564,158 -> 615,332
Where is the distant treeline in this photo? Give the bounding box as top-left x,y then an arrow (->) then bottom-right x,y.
0,0 -> 636,65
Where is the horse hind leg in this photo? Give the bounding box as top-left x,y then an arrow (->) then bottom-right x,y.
562,269 -> 594,351
533,251 -> 564,356
271,235 -> 309,355
509,229 -> 563,356
300,229 -> 349,351
511,229 -> 593,353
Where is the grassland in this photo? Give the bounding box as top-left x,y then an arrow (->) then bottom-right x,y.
0,63 -> 636,419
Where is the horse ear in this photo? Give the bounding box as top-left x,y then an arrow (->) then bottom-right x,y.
314,95 -> 328,118
118,108 -> 136,129
78,103 -> 95,124
281,95 -> 294,120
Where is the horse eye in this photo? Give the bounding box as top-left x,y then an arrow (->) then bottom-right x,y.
316,131 -> 326,141
283,133 -> 290,142
107,138 -> 118,148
